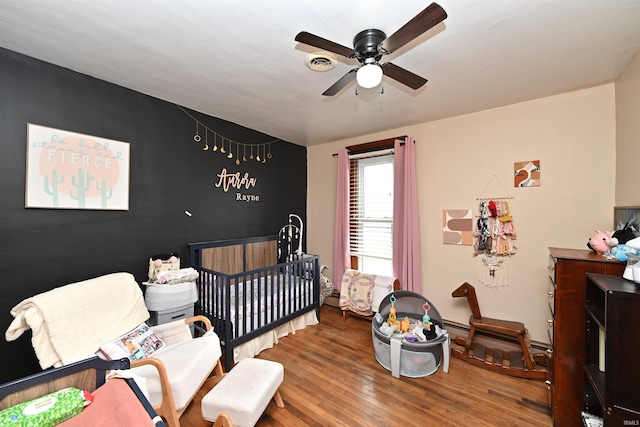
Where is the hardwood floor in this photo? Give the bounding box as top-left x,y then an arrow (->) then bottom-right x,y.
182,305 -> 552,427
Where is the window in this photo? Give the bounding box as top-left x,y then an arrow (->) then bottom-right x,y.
349,152 -> 393,276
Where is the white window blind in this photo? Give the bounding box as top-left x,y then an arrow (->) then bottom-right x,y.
349,152 -> 394,276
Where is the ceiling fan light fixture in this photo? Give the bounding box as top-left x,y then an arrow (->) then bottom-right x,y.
296,3 -> 447,96
356,63 -> 383,89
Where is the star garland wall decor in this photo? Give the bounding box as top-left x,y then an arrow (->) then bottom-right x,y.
178,105 -> 278,165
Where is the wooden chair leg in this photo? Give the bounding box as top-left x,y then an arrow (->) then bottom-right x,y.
517,333 -> 535,370
160,411 -> 181,427
467,325 -> 477,347
214,360 -> 225,377
273,389 -> 285,408
213,412 -> 234,427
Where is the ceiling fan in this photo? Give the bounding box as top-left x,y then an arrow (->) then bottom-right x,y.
295,2 -> 447,96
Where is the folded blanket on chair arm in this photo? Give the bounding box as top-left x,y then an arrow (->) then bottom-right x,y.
5,272 -> 150,369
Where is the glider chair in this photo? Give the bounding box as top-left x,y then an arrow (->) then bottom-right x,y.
127,315 -> 224,427
5,272 -> 225,427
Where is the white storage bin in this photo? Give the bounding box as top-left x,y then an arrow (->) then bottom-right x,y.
143,281 -> 198,312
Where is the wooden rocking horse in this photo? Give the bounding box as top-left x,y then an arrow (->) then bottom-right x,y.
451,282 -> 547,379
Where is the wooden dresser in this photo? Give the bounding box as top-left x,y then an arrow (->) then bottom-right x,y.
547,248 -> 625,427
583,273 -> 640,425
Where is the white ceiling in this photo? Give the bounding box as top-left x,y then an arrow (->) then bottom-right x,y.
1,1 -> 639,146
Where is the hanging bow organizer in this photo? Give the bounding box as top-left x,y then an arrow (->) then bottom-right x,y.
474,175 -> 517,288
372,291 -> 450,378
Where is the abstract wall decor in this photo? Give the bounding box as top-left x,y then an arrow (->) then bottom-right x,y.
443,209 -> 473,245
514,160 -> 540,187
25,123 -> 130,210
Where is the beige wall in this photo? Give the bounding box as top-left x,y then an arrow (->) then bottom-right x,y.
615,49 -> 640,205
308,84 -> 617,343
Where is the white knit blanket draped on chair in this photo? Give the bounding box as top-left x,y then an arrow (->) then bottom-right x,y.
5,272 -> 149,369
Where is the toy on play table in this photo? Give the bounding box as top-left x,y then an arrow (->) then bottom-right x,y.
388,295 -> 397,325
387,294 -> 411,333
422,303 -> 433,330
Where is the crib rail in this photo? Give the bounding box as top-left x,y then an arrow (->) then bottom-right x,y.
193,255 -> 319,369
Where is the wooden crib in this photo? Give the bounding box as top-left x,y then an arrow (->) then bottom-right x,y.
189,235 -> 320,370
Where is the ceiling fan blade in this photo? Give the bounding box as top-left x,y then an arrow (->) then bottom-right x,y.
381,2 -> 447,54
295,31 -> 355,58
381,63 -> 427,90
323,69 -> 358,96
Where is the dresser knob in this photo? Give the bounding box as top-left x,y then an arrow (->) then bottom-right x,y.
546,348 -> 553,357
544,380 -> 552,390
547,291 -> 554,299
547,319 -> 554,327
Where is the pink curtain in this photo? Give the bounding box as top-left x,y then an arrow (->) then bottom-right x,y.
333,148 -> 351,290
392,137 -> 422,292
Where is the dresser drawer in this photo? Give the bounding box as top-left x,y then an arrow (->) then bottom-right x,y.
548,254 -> 557,284
545,378 -> 553,411
547,254 -> 556,346
547,277 -> 556,318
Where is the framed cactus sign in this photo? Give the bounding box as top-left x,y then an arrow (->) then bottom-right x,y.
25,123 -> 130,210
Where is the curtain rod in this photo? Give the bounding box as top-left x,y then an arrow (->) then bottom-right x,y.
347,148 -> 394,159
331,135 -> 409,156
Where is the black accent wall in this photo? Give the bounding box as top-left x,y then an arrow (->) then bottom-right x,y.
0,48 -> 307,382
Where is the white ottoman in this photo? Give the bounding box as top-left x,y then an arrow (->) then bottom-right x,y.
201,358 -> 285,427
